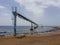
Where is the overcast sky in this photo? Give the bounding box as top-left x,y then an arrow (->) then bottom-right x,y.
0,0 -> 60,26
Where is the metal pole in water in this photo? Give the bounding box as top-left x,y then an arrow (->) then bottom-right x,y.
12,7 -> 17,36
14,13 -> 16,36
14,7 -> 17,36
30,23 -> 34,35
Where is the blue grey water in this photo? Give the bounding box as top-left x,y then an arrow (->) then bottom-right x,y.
0,26 -> 55,35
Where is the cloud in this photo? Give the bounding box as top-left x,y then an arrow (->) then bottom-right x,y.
15,0 -> 60,15
0,13 -> 12,26
15,0 -> 60,13
15,0 -> 44,17
39,0 -> 60,8
0,5 -> 5,9
15,0 -> 60,24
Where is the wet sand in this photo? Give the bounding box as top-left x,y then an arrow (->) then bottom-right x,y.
0,31 -> 60,45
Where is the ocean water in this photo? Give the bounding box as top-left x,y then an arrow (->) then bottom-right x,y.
0,26 -> 54,36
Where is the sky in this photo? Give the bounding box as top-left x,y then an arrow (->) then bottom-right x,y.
0,0 -> 60,26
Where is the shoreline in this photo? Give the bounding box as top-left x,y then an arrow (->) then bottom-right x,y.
0,29 -> 60,36
0,30 -> 60,45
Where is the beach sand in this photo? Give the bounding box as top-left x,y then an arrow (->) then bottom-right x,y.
0,31 -> 60,45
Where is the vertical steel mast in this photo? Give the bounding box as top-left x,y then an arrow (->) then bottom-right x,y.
12,7 -> 17,36
30,23 -> 34,34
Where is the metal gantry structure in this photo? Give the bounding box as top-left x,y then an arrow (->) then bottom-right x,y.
12,7 -> 38,36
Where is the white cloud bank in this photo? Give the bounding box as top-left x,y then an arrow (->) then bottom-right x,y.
0,5 -> 5,9
15,0 -> 60,16
15,0 -> 60,24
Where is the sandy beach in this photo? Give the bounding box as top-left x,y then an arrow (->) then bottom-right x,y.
0,30 -> 60,45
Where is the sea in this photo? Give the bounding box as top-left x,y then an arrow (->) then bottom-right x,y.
0,26 -> 56,36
